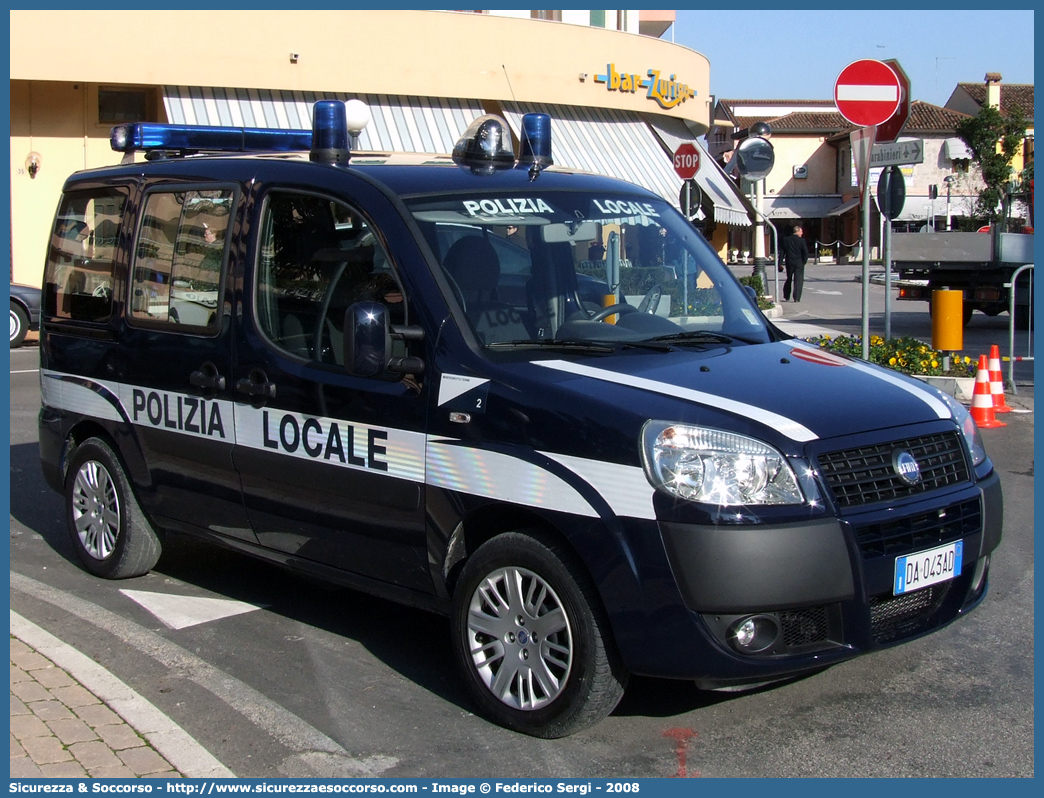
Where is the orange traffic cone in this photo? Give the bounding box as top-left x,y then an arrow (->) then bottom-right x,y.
970,354 -> 1006,428
988,344 -> 1012,413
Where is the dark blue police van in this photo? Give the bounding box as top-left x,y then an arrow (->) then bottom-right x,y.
38,101 -> 1002,737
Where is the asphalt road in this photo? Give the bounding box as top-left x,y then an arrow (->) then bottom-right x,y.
8,297 -> 1035,778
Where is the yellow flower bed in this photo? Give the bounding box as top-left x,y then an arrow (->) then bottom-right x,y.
804,334 -> 976,377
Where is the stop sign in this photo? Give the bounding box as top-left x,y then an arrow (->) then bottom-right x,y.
673,143 -> 701,180
834,59 -> 902,127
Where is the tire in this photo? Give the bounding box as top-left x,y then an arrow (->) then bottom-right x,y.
65,437 -> 162,579
10,301 -> 28,348
451,531 -> 627,738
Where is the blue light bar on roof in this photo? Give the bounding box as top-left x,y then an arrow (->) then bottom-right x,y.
110,122 -> 313,154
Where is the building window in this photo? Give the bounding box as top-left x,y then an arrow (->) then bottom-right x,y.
99,89 -> 148,124
531,11 -> 561,22
590,10 -> 605,27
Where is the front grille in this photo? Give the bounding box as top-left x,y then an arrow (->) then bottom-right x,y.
779,606 -> 830,648
870,583 -> 949,643
854,498 -> 981,560
817,432 -> 969,509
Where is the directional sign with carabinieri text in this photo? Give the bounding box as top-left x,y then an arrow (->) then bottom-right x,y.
834,59 -> 901,127
870,139 -> 924,168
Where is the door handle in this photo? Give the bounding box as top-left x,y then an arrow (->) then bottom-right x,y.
235,368 -> 277,399
189,362 -> 226,391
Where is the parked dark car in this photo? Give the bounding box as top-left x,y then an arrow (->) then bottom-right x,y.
10,282 -> 41,347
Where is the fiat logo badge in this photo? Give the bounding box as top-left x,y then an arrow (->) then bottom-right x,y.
893,450 -> 922,486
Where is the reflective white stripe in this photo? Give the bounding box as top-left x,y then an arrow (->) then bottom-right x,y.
788,341 -> 951,420
540,451 -> 655,521
235,405 -> 426,483
117,385 -> 235,442
426,440 -> 598,518
535,360 -> 819,443
41,369 -> 659,520
40,371 -> 123,422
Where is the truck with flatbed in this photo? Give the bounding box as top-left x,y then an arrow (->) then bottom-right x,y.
893,230 -> 1034,328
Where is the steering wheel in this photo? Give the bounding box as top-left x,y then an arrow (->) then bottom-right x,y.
589,303 -> 639,322
636,284 -> 662,314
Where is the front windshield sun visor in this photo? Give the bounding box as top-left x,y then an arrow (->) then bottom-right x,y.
405,191 -> 770,352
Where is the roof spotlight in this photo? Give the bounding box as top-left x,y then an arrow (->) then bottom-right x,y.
451,115 -> 516,175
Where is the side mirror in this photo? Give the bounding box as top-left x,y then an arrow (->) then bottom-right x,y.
742,285 -> 758,304
344,302 -> 390,377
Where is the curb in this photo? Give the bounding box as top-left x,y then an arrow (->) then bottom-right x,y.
11,611 -> 234,779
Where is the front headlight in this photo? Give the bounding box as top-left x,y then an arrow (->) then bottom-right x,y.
640,421 -> 804,506
938,392 -> 987,466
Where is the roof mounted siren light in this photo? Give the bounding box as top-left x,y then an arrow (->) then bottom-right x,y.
451,115 -> 516,175
310,100 -> 352,166
517,113 -> 553,180
109,122 -> 312,161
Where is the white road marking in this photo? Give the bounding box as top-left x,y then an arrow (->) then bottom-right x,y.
11,571 -> 398,777
120,589 -> 267,630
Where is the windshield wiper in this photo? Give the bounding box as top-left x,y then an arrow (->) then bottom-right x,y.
650,330 -> 737,345
487,338 -> 615,353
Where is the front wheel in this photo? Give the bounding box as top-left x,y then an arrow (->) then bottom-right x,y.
451,532 -> 627,737
65,437 -> 162,579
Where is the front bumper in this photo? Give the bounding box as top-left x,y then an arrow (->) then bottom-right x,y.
647,470 -> 1002,687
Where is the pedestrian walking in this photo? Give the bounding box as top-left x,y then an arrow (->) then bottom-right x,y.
779,224 -> 809,302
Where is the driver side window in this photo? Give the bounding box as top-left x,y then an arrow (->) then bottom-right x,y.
256,191 -> 403,365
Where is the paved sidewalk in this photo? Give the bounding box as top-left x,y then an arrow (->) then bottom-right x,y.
10,638 -> 181,778
10,613 -> 234,779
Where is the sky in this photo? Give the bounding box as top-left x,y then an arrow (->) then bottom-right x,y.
672,8 -> 1034,107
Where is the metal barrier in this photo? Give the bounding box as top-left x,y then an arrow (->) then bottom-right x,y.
1006,263 -> 1034,394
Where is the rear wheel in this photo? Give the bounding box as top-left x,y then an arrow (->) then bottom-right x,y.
65,437 -> 162,579
451,531 -> 627,737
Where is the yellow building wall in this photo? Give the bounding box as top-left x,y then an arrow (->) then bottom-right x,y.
767,136 -> 837,197
9,10 -> 711,285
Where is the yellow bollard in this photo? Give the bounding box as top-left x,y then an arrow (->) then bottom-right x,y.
602,293 -> 618,324
931,289 -> 963,352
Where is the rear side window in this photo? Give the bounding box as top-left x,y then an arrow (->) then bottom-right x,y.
43,190 -> 127,323
130,188 -> 234,329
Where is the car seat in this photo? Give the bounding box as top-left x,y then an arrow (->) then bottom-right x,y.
443,236 -> 529,344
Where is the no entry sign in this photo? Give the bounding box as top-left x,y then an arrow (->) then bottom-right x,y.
673,142 -> 701,180
834,59 -> 902,127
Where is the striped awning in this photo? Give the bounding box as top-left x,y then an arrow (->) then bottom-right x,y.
645,114 -> 753,227
502,102 -> 686,208
162,86 -> 484,154
763,196 -> 844,219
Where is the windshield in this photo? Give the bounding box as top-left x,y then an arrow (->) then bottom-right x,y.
405,191 -> 770,349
